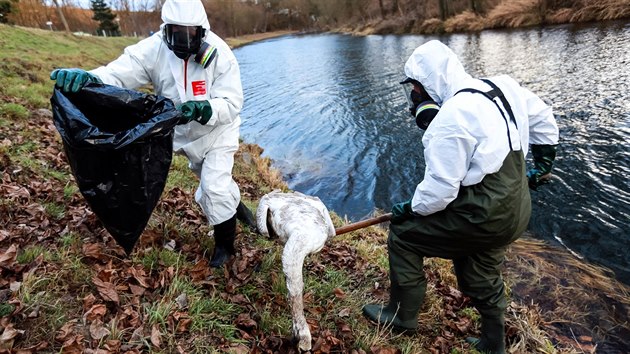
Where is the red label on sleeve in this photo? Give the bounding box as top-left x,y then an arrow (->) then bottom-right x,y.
191,80 -> 206,96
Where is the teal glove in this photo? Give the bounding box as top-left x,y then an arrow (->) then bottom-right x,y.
527,144 -> 557,190
50,68 -> 102,93
391,200 -> 415,224
177,100 -> 213,125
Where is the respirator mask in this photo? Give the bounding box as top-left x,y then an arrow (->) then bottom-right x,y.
400,78 -> 440,130
163,24 -> 218,68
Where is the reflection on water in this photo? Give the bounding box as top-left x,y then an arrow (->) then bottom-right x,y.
235,21 -> 630,284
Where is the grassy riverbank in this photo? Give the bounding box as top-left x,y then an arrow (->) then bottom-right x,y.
1,24 -> 629,353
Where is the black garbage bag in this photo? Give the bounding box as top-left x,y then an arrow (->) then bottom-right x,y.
51,83 -> 181,254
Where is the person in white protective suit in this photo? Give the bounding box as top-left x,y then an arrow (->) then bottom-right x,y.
362,40 -> 559,354
50,0 -> 257,268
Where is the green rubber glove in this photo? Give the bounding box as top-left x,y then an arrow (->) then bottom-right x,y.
50,68 -> 102,93
527,144 -> 557,190
391,200 -> 415,224
177,100 -> 213,125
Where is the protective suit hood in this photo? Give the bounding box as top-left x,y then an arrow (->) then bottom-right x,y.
403,40 -> 472,105
161,0 -> 211,32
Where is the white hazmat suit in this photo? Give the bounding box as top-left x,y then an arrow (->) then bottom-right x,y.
404,40 -> 559,216
90,0 -> 243,226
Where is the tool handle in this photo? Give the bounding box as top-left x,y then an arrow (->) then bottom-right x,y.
334,213 -> 392,235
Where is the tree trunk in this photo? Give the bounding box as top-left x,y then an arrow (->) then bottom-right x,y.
51,0 -> 70,32
539,0 -> 547,24
392,0 -> 402,17
378,0 -> 385,19
439,0 -> 449,21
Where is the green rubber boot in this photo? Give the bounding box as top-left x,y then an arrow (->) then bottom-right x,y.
466,316 -> 506,354
362,284 -> 424,333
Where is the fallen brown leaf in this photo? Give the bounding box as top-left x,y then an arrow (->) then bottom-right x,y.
129,266 -> 150,288
82,294 -> 97,311
83,304 -> 107,323
337,308 -> 351,317
82,243 -> 107,261
0,244 -> 18,269
0,324 -> 22,350
150,324 -> 161,348
103,339 -> 120,352
60,334 -> 85,354
128,284 -> 145,296
235,313 -> 257,330
92,276 -> 120,304
89,319 -> 111,340
55,321 -> 76,342
176,318 -> 192,333
13,340 -> 48,353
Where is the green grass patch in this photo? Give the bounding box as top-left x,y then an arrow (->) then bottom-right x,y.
14,268 -> 82,344
145,299 -> 175,328
12,141 -> 38,155
136,248 -> 184,272
0,102 -> 29,119
165,155 -> 198,190
63,182 -> 79,200
3,80 -> 49,108
41,166 -> 68,182
0,24 -> 139,116
270,270 -> 287,296
258,305 -> 292,335
188,295 -> 240,340
0,303 -> 15,317
49,237 -> 94,289
60,231 -> 80,249
306,267 -> 351,300
458,307 -> 480,322
166,274 -> 198,298
43,201 -> 65,220
17,245 -> 53,264
257,244 -> 281,274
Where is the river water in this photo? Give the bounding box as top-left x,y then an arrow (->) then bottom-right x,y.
235,21 -> 630,284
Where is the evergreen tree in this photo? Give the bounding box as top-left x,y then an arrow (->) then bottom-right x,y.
0,0 -> 17,24
91,0 -> 120,36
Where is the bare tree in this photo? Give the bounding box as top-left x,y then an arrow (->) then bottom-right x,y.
439,0 -> 449,20
378,0 -> 386,19
51,0 -> 70,32
392,0 -> 402,17
470,0 -> 485,14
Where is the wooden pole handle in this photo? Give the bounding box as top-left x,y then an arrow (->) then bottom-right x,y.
334,213 -> 392,236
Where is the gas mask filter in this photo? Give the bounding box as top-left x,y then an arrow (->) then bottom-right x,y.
413,100 -> 440,130
163,24 -> 217,68
194,42 -> 218,69
401,79 -> 440,130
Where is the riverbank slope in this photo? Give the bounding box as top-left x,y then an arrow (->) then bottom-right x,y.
0,24 -> 628,353
335,0 -> 630,35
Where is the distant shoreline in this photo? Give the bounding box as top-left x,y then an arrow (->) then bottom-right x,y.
225,30 -> 299,49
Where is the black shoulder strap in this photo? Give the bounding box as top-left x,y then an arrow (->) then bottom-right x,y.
481,79 -> 517,128
455,79 -> 518,151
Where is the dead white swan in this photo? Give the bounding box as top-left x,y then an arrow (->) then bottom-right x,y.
256,190 -> 335,352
